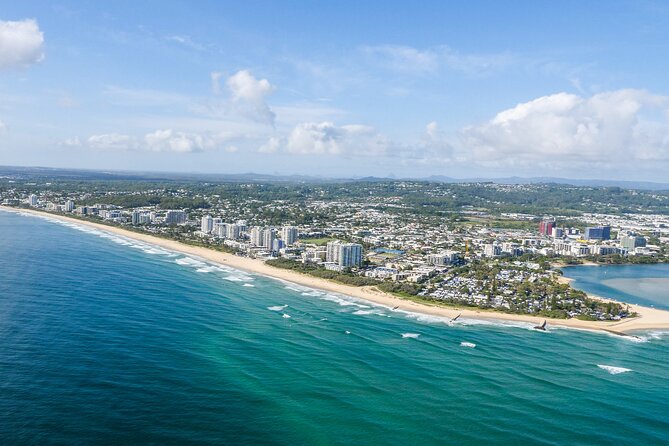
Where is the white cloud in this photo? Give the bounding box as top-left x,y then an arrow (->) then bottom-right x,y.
62,136 -> 81,146
87,133 -> 137,151
85,129 -> 233,153
361,44 -> 513,75
166,34 -> 205,51
286,121 -> 389,156
144,129 -> 214,153
460,89 -> 669,167
0,19 -> 44,70
258,136 -> 281,153
226,70 -> 275,124
224,145 -> 239,153
0,119 -> 6,134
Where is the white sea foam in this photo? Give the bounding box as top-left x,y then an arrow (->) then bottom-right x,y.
403,312 -> 451,325
268,305 -> 287,311
320,294 -> 369,308
243,283 -> 255,287
597,365 -> 632,375
352,309 -> 387,317
175,257 -> 206,267
401,333 -> 420,339
282,313 -> 291,319
345,330 -> 351,335
460,342 -> 477,348
196,266 -> 219,273
301,290 -> 324,297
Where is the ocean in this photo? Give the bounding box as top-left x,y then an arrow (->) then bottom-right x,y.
1,210 -> 668,445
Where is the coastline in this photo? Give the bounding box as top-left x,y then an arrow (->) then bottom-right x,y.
5,206 -> 669,334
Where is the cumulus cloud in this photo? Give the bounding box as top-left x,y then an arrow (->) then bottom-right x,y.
226,70 -> 275,124
286,121 -> 389,156
258,136 -> 281,153
460,89 -> 669,167
405,121 -> 454,162
85,129 -> 232,153
0,19 -> 44,70
144,129 -> 214,153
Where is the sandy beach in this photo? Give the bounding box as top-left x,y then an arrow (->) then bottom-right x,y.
5,206 -> 669,334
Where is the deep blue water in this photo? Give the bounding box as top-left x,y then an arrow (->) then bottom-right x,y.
1,209 -> 669,445
562,263 -> 669,310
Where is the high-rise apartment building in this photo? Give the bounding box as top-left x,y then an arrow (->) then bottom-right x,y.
165,210 -> 187,225
281,226 -> 298,245
326,241 -> 363,267
201,215 -> 214,233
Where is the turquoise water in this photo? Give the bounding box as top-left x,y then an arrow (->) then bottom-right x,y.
562,263 -> 669,310
1,210 -> 669,445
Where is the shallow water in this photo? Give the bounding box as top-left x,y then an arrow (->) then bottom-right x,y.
562,263 -> 669,309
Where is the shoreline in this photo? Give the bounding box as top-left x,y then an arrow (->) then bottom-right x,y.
4,206 -> 669,334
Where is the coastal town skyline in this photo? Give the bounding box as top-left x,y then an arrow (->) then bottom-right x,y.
3,1 -> 669,181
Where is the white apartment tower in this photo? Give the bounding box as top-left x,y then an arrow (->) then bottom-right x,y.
201,215 -> 214,234
281,226 -> 298,245
326,241 -> 363,267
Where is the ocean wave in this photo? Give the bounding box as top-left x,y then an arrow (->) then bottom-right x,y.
352,309 -> 387,317
282,313 -> 291,319
174,257 -> 206,267
268,305 -> 288,311
401,333 -> 420,339
597,364 -> 632,375
243,283 -> 255,287
320,294 -> 369,308
196,266 -> 220,273
460,342 -> 477,348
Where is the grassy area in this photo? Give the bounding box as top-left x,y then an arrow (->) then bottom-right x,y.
300,237 -> 336,246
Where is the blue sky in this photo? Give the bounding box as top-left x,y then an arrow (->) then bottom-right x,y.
2,1 -> 669,180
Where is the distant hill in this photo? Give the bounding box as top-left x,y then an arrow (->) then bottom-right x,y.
422,175 -> 669,191
1,165 -> 668,190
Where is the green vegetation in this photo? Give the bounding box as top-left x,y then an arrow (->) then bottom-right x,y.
299,237 -> 336,246
266,258 -> 380,286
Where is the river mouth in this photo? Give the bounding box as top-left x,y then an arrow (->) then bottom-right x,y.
562,264 -> 669,310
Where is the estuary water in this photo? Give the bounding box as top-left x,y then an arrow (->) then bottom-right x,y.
562,263 -> 669,310
1,210 -> 669,445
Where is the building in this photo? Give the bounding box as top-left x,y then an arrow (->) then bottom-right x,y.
584,226 -> 611,241
281,226 -> 298,245
64,200 -> 75,212
131,210 -> 141,225
28,194 -> 38,206
620,235 -> 647,251
539,219 -> 556,236
250,226 -> 263,246
263,228 -> 276,251
483,244 -> 502,257
551,227 -> 564,238
165,210 -> 187,225
427,251 -> 460,266
201,215 -> 214,234
326,240 -> 363,267
227,224 -> 241,240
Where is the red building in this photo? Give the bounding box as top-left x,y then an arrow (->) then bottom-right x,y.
539,220 -> 555,236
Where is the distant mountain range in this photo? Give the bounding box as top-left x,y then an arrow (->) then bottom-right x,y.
1,165 -> 668,191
